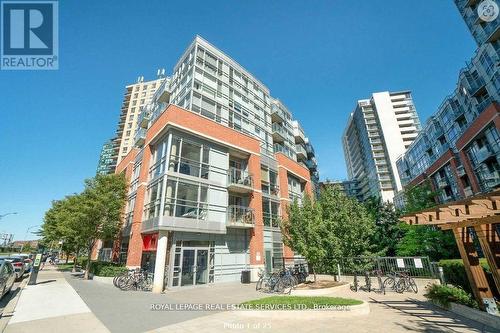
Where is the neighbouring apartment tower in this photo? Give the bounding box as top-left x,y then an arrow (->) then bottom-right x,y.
96,139 -> 115,175
395,1 -> 500,208
319,180 -> 362,201
95,36 -> 316,292
343,91 -> 421,202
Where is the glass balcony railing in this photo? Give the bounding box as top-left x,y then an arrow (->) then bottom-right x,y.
227,205 -> 255,227
227,167 -> 253,190
134,127 -> 146,147
475,144 -> 495,163
271,105 -> 286,123
272,123 -> 287,141
296,144 -> 307,159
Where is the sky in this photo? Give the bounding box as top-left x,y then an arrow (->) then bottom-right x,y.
0,0 -> 477,240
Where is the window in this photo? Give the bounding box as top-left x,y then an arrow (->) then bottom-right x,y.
163,179 -> 209,220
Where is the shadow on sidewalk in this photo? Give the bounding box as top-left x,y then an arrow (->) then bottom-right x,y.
35,280 -> 57,285
372,297 -> 487,332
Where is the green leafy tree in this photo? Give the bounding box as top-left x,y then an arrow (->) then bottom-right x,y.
398,181 -> 459,260
396,224 -> 459,260
281,185 -> 374,281
404,180 -> 439,214
280,195 -> 325,282
365,197 -> 405,256
41,174 -> 127,278
78,174 -> 127,279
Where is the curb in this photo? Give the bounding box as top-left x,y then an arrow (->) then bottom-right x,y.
0,276 -> 29,332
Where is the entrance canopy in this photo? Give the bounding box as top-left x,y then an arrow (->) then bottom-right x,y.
401,189 -> 500,312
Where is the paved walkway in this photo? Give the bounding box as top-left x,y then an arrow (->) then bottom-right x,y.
67,273 -> 493,333
5,266 -> 109,333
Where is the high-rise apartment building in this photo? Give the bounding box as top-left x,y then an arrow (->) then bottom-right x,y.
113,73 -> 167,167
319,180 -> 362,201
395,1 -> 500,208
343,91 -> 421,202
96,36 -> 317,292
96,139 -> 115,175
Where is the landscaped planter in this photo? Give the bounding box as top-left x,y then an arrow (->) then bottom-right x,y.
432,301 -> 500,330
236,301 -> 370,318
291,282 -> 351,296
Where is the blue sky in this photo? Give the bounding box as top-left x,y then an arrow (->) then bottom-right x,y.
0,0 -> 476,240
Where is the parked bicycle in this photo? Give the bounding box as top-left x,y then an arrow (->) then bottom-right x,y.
113,268 -> 154,291
256,265 -> 307,294
383,271 -> 418,294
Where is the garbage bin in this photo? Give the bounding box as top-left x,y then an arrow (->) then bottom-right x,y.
241,270 -> 251,284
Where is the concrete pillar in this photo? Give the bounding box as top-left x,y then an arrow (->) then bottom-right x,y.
152,231 -> 169,293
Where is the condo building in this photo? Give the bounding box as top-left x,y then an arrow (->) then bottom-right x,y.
96,139 -> 115,175
319,180 -> 362,201
342,91 -> 421,202
98,36 -> 316,292
113,73 -> 168,168
395,1 -> 500,207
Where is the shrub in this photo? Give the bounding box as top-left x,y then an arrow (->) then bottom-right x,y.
439,259 -> 489,293
79,259 -> 126,277
424,283 -> 478,309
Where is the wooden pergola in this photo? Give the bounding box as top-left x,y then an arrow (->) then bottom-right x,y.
401,189 -> 500,310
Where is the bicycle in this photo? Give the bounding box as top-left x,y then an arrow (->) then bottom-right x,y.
395,271 -> 418,294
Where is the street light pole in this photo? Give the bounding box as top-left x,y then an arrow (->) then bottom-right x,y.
20,225 -> 39,254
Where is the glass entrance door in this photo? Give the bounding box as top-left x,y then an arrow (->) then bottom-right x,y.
181,249 -> 195,286
195,250 -> 208,285
181,248 -> 209,286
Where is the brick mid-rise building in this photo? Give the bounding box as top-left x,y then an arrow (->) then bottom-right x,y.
96,36 -> 315,292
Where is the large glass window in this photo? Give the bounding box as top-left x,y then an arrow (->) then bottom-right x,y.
163,178 -> 209,220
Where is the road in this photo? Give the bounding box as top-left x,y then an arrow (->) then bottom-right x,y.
0,276 -> 27,316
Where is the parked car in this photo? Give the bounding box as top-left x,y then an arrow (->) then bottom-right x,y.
2,257 -> 26,280
0,259 -> 16,299
11,254 -> 32,273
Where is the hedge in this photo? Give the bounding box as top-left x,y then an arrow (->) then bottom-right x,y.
424,283 -> 478,309
80,259 -> 127,277
439,258 -> 489,293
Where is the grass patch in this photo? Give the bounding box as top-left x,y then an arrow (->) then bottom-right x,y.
57,263 -> 76,272
241,296 -> 362,310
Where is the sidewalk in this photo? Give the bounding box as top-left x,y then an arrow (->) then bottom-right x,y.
5,266 -> 109,333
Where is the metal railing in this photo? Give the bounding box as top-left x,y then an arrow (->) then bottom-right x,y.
227,205 -> 255,226
335,256 -> 438,278
227,167 -> 253,188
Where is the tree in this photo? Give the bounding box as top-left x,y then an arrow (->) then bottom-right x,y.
399,181 -> 459,260
40,174 -> 127,278
78,174 -> 127,279
404,180 -> 439,214
280,195 -> 325,282
365,197 -> 405,256
281,185 -> 375,281
396,224 -> 459,260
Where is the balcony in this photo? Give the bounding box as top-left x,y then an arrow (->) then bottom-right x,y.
468,78 -> 486,96
475,145 -> 495,163
437,179 -> 449,189
456,165 -> 466,177
464,186 -> 473,197
481,171 -> 500,190
483,16 -> 500,43
272,123 -> 287,143
134,127 -> 146,147
271,105 -> 286,123
227,167 -> 253,193
305,157 -> 317,171
476,97 -> 493,113
153,79 -> 171,104
305,142 -> 315,157
227,205 -> 255,228
293,123 -> 306,144
138,110 -> 151,129
296,144 -> 307,161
